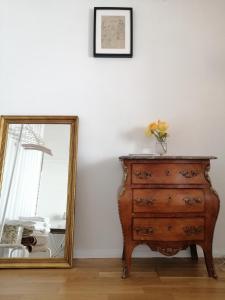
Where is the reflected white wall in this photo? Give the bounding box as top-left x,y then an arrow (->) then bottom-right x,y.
37,124 -> 70,228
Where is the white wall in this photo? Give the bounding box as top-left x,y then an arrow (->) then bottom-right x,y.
1,0 -> 225,258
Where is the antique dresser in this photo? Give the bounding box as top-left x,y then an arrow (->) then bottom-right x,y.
118,156 -> 220,278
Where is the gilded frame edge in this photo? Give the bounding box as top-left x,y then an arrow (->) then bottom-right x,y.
0,115 -> 79,268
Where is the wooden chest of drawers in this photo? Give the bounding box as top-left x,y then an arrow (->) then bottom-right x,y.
118,156 -> 220,278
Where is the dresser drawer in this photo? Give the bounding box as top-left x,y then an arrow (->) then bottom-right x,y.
133,189 -> 205,213
133,218 -> 205,241
132,163 -> 207,185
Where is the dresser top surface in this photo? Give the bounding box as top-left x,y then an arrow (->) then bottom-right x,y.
119,155 -> 217,160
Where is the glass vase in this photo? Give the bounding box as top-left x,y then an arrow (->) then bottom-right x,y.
155,140 -> 167,155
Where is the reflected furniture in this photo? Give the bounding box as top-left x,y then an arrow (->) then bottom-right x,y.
0,244 -> 27,258
118,155 -> 220,278
50,228 -> 66,258
0,116 -> 78,268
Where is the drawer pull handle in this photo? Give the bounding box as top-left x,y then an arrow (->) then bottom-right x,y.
179,170 -> 200,178
134,171 -> 152,179
183,225 -> 204,236
135,227 -> 154,235
183,197 -> 202,206
134,198 -> 155,206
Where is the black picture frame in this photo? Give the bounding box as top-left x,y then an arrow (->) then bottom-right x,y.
93,7 -> 133,58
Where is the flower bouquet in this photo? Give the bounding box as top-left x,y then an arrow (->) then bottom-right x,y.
145,120 -> 169,155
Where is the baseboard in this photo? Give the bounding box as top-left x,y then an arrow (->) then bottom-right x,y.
74,248 -> 225,258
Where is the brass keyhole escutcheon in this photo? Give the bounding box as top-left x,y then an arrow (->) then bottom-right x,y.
165,170 -> 171,176
167,196 -> 172,204
167,225 -> 172,231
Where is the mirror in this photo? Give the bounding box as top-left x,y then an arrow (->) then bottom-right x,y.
0,116 -> 78,268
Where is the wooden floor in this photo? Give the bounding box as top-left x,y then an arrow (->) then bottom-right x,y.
0,258 -> 225,300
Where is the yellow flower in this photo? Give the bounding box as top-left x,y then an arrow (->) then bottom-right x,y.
150,122 -> 158,131
145,119 -> 169,142
145,127 -> 152,137
157,120 -> 169,132
145,122 -> 157,136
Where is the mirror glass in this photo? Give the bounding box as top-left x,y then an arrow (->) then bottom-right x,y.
0,116 -> 78,267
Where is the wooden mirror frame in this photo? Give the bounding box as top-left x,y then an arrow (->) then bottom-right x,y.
0,115 -> 78,268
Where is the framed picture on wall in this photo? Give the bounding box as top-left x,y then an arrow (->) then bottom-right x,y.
93,7 -> 133,58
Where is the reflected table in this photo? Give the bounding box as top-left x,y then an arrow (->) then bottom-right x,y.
0,244 -> 27,257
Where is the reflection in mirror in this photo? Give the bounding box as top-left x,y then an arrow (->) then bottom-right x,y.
0,116 -> 78,267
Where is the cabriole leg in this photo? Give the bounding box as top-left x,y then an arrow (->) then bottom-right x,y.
121,244 -> 133,279
190,244 -> 198,261
203,247 -> 217,279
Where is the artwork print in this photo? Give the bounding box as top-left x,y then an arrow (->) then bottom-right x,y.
101,16 -> 125,49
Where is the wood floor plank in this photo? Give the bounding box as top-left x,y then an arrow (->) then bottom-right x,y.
0,258 -> 225,300
108,292 -> 174,300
